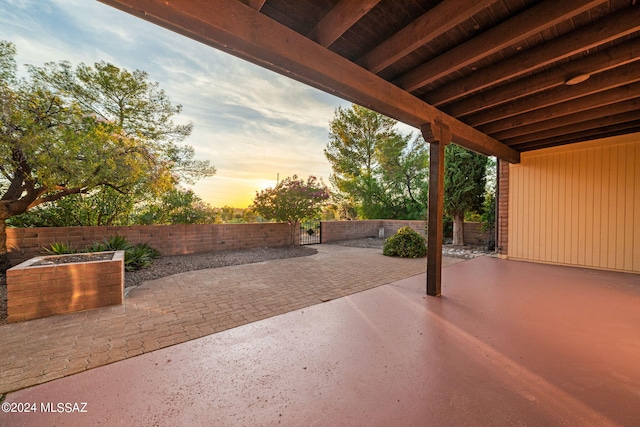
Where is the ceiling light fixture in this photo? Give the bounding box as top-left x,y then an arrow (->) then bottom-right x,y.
565,73 -> 591,85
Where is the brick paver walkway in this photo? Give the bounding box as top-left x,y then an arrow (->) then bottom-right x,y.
0,245 -> 460,394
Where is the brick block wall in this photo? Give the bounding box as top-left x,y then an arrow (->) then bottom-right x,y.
6,218 -> 486,268
379,220 -> 426,237
6,251 -> 124,323
321,220 -> 383,242
321,220 -> 426,243
6,223 -> 295,266
321,219 -> 487,246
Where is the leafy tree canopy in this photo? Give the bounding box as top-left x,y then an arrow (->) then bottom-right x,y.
0,41 -> 215,269
325,104 -> 428,219
444,144 -> 488,246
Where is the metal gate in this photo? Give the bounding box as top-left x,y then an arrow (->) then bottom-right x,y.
300,220 -> 321,245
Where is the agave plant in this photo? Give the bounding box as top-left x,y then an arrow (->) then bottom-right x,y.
124,243 -> 160,271
84,235 -> 132,253
84,241 -> 107,253
43,242 -> 77,255
100,235 -> 132,251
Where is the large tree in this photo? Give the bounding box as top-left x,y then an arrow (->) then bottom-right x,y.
250,175 -> 329,245
0,41 -> 215,269
325,105 -> 390,218
324,104 -> 428,219
444,144 -> 488,246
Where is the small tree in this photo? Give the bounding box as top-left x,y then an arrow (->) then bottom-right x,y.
444,144 -> 488,246
250,175 -> 329,245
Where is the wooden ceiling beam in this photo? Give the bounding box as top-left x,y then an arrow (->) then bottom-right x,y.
239,0 -> 265,11
357,0 -> 497,73
393,0 -> 606,93
307,0 -> 381,47
444,37 -> 640,118
466,62 -> 640,127
503,111 -> 640,146
478,81 -> 640,135
425,7 -> 640,106
513,122 -> 640,151
97,0 -> 520,163
492,97 -> 640,141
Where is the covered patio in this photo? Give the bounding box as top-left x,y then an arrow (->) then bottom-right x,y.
98,0 -> 640,290
2,1 -> 638,424
2,256 -> 639,426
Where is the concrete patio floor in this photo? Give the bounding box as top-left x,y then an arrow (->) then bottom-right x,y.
1,255 -> 639,426
0,245 -> 461,394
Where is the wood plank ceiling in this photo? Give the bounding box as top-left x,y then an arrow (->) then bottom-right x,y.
99,0 -> 640,161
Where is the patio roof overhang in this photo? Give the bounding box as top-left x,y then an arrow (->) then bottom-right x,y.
98,0 -> 640,295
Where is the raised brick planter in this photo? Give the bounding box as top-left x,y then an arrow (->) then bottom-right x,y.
6,251 -> 125,323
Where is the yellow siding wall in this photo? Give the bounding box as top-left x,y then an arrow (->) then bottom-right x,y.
508,134 -> 640,274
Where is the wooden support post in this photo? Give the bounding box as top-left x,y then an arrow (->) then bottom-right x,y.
422,121 -> 450,297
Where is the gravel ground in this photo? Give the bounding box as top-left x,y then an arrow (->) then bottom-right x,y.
124,246 -> 317,288
0,239 -> 492,326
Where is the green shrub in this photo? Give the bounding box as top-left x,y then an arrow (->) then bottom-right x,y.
383,226 -> 427,258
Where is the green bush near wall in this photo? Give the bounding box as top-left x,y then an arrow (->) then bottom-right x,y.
383,226 -> 427,258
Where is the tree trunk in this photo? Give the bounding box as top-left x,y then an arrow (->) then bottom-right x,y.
0,219 -> 11,272
452,213 -> 465,246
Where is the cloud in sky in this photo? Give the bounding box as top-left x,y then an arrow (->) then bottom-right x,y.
0,0 -> 417,207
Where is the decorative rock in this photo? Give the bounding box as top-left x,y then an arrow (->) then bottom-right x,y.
442,245 -> 492,259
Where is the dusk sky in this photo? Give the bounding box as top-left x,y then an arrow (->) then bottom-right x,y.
0,0 -> 416,207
